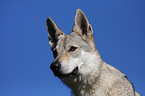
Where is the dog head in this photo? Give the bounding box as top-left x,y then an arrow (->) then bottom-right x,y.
46,9 -> 101,79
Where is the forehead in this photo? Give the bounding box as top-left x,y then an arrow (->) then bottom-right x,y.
63,32 -> 87,47
56,32 -> 92,52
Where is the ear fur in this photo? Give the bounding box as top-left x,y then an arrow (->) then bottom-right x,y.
73,9 -> 93,39
46,17 -> 65,48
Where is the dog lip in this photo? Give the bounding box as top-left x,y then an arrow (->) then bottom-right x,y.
71,67 -> 78,75
54,66 -> 79,79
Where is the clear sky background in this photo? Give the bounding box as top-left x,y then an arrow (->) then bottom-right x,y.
0,0 -> 145,96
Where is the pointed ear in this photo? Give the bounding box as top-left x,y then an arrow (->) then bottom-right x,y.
72,9 -> 93,39
46,17 -> 65,48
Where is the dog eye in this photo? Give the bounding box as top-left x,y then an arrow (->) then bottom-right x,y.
68,46 -> 77,52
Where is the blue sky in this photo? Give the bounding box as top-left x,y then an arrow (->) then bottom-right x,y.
0,0 -> 145,96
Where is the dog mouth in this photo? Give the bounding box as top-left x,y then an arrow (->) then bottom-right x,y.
53,67 -> 79,79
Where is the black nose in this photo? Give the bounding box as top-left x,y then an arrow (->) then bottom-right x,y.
50,61 -> 61,73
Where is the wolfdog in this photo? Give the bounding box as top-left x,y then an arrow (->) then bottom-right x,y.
46,9 -> 140,96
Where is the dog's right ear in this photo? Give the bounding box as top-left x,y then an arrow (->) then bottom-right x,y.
46,17 -> 65,48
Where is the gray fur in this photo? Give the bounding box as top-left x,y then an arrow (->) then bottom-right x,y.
46,9 -> 140,96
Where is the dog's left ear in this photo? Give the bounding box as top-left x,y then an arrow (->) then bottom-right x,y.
73,9 -> 93,40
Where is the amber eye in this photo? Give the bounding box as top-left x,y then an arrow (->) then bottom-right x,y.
68,46 -> 77,52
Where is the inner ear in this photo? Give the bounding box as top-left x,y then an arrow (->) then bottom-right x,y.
81,17 -> 88,35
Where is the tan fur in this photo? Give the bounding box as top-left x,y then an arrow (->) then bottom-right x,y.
60,51 -> 69,63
